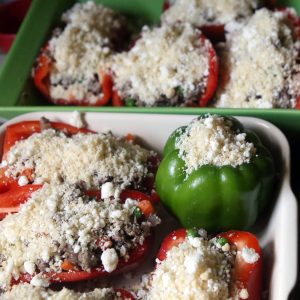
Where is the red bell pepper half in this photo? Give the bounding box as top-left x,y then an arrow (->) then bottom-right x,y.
157,229 -> 262,300
112,34 -> 218,107
33,45 -> 112,106
0,120 -> 93,193
0,120 -> 159,198
8,189 -> 156,284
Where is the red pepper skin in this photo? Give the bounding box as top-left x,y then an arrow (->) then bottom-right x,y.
2,120 -> 93,159
33,46 -> 112,106
217,230 -> 262,300
111,35 -> 218,107
0,185 -> 42,219
157,229 -> 262,300
0,121 -> 94,194
115,289 -> 136,300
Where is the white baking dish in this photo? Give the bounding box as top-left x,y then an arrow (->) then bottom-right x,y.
0,112 -> 297,300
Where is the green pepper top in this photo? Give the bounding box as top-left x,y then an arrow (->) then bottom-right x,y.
155,114 -> 275,230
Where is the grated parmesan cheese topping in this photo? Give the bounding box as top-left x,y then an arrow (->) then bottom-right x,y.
1,284 -> 117,300
215,8 -> 300,108
0,183 -> 160,290
161,0 -> 260,27
4,128 -> 151,189
48,1 -> 126,104
147,236 -> 235,300
175,115 -> 256,174
110,23 -> 210,106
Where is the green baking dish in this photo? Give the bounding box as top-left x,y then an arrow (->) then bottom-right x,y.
0,0 -> 299,109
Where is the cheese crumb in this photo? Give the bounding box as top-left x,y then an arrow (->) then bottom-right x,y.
23,261 -> 36,275
111,23 -> 210,106
18,175 -> 29,186
175,115 -> 256,174
215,8 -> 300,108
101,248 -> 119,273
30,274 -> 50,288
69,111 -> 85,128
101,182 -> 115,199
241,247 -> 260,264
239,288 -> 249,299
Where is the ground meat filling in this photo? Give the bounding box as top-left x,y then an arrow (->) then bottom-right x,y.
110,23 -> 210,107
0,183 -> 160,290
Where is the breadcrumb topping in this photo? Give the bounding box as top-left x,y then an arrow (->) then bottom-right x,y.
175,115 -> 256,174
4,128 -> 151,189
161,0 -> 260,27
147,235 -> 235,300
215,8 -> 300,108
111,23 -> 210,106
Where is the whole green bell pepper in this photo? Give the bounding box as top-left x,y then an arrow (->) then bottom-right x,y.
155,115 -> 276,230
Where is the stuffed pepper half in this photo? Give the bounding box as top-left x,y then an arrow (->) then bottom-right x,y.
155,114 -> 275,230
110,23 -> 218,107
0,118 -> 159,218
0,183 -> 160,290
214,8 -> 300,108
32,1 -> 127,106
161,0 -> 275,41
147,228 -> 262,300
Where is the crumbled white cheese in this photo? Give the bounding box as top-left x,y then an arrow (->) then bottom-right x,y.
222,243 -> 231,252
18,175 -> 29,186
23,261 -> 36,275
175,115 -> 256,174
111,23 -> 210,106
215,8 -> 300,108
241,247 -> 260,264
162,0 -> 260,27
4,128 -> 151,189
1,283 -> 115,300
101,248 -> 119,273
101,182 -> 115,199
0,160 -> 7,167
69,111 -> 85,128
30,274 -> 50,288
239,288 -> 249,299
147,236 -> 234,299
47,1 -> 126,104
